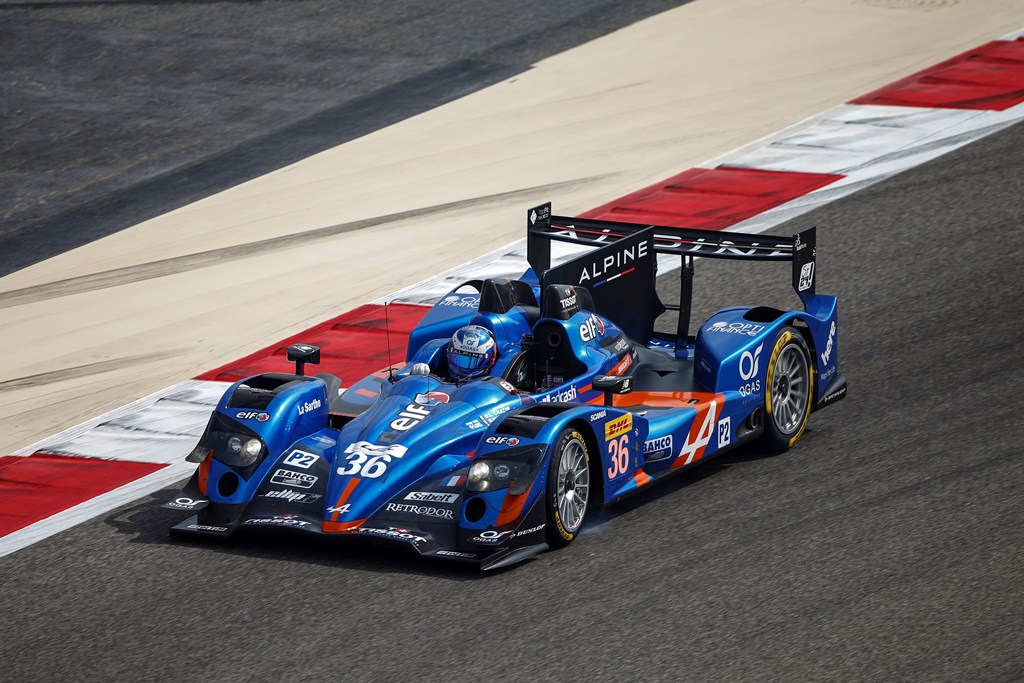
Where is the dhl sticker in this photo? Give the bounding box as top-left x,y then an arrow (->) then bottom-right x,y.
604,413 -> 632,441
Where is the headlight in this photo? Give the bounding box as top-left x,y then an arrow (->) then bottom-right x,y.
469,461 -> 491,484
211,431 -> 265,468
467,445 -> 544,494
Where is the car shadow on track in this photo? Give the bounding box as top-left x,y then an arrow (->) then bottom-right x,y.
101,485 -> 491,582
101,436 -> 792,579
588,433 -> 799,522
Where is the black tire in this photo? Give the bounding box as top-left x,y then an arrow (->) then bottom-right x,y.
545,428 -> 591,548
762,326 -> 814,452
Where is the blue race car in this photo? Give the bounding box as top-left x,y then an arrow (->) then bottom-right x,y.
166,202 -> 846,569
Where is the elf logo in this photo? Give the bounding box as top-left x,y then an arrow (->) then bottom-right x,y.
390,402 -> 432,431
579,314 -> 605,342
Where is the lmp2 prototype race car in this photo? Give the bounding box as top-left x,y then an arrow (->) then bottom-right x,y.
166,203 -> 846,569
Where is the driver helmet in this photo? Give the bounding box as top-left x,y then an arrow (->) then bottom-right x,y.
446,325 -> 497,381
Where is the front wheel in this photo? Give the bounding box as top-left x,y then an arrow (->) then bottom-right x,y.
762,326 -> 814,452
545,428 -> 591,548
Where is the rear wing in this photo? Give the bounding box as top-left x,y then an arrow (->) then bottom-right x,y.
526,202 -> 817,352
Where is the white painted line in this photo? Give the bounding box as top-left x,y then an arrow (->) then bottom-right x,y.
0,461 -> 196,558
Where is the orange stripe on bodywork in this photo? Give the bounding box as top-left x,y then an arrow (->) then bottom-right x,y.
633,470 -> 652,487
496,483 -> 533,526
670,392 -> 726,469
354,388 -> 377,397
197,451 -> 212,495
329,478 -> 361,522
614,390 -> 720,408
321,519 -> 366,533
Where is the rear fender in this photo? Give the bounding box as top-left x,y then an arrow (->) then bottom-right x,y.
695,298 -> 838,405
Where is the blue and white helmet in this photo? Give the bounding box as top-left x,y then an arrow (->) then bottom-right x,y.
447,325 -> 497,381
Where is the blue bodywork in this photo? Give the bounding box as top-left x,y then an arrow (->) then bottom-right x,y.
168,207 -> 846,569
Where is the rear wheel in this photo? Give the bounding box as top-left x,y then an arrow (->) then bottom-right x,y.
545,428 -> 591,548
762,326 -> 814,452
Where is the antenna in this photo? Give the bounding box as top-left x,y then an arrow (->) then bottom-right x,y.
384,301 -> 395,381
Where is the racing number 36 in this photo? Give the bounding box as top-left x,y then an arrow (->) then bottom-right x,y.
607,435 -> 630,479
337,442 -> 408,479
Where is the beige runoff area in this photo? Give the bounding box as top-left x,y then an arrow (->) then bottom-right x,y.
1,0 -> 1021,454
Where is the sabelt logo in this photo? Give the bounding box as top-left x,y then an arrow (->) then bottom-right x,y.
405,491 -> 460,504
605,413 -> 633,441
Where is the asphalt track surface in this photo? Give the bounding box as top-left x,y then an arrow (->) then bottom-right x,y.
2,118 -> 1022,681
0,0 -> 685,277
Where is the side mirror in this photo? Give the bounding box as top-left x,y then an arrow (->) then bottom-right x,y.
593,374 -> 633,407
287,344 -> 321,376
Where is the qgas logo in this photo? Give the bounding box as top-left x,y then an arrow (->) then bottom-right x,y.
821,321 -> 836,365
579,314 -> 605,342
739,343 -> 764,381
470,529 -> 512,545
